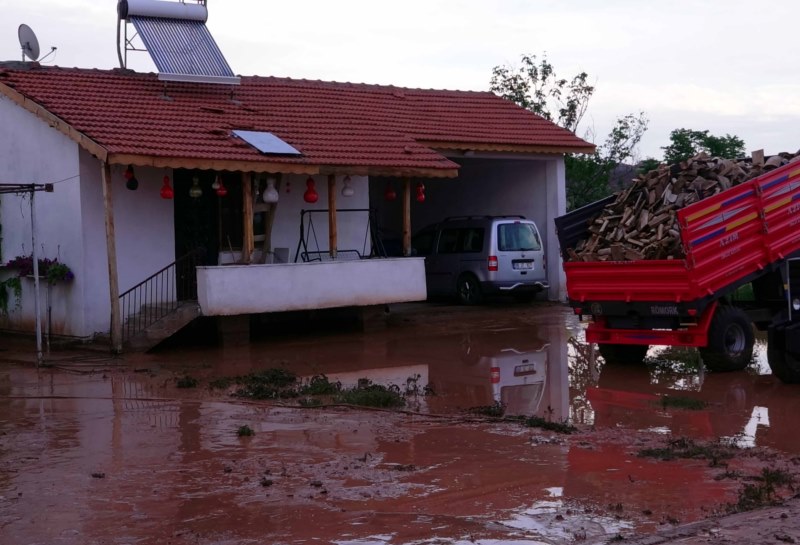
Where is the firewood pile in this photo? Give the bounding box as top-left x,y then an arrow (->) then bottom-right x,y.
568,150 -> 800,262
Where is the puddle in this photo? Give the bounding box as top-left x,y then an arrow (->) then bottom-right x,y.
1,303 -> 799,543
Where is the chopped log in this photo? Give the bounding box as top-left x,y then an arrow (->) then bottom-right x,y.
568,149 -> 800,262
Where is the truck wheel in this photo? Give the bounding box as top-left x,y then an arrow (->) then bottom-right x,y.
767,328 -> 800,383
598,343 -> 649,365
456,274 -> 482,305
698,306 -> 753,372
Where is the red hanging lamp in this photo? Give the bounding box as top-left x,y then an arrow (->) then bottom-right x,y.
303,176 -> 318,203
124,165 -> 138,191
160,175 -> 174,199
215,178 -> 228,197
416,182 -> 426,203
384,182 -> 397,201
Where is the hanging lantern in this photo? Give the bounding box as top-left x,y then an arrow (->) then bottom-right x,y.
189,176 -> 203,198
303,176 -> 318,203
215,178 -> 228,197
160,175 -> 174,199
212,175 -> 221,191
264,177 -> 279,203
341,175 -> 354,197
416,182 -> 425,203
384,182 -> 397,201
285,180 -> 291,194
124,165 -> 138,191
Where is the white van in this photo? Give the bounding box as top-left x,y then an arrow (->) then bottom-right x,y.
411,216 -> 548,304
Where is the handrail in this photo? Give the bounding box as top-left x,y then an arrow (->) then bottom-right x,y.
119,250 -> 201,341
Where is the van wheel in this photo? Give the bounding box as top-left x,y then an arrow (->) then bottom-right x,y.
698,306 -> 753,372
767,328 -> 800,383
598,343 -> 649,364
456,274 -> 482,305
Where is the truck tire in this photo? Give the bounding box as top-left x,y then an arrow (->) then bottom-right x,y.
698,306 -> 753,372
598,343 -> 649,365
456,274 -> 482,305
767,328 -> 800,383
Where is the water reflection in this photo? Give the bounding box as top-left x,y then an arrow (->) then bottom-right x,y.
569,329 -> 800,454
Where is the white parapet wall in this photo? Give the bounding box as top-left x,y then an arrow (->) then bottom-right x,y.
196,258 -> 427,316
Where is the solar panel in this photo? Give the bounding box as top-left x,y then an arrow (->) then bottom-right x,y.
130,16 -> 240,85
233,130 -> 302,156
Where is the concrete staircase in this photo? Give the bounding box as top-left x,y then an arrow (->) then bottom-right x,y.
123,301 -> 202,351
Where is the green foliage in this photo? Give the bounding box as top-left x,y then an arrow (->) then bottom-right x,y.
299,374 -> 341,396
237,425 -> 255,437
662,129 -> 746,164
637,157 -> 662,175
566,112 -> 649,210
336,381 -> 405,408
491,53 -> 648,211
175,375 -> 199,389
467,401 -> 506,417
729,468 -> 794,513
0,276 -> 22,315
523,415 -> 577,434
490,53 -> 594,132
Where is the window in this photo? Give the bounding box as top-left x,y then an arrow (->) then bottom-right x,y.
437,229 -> 461,254
436,228 -> 484,254
497,223 -> 541,251
412,231 -> 436,256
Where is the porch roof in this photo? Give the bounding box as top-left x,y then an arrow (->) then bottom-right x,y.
0,63 -> 595,178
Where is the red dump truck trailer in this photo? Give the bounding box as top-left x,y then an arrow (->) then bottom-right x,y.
555,159 -> 800,382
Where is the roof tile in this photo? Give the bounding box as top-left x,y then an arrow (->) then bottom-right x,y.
0,65 -> 593,173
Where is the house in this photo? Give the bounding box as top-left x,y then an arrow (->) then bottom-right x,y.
0,62 -> 593,351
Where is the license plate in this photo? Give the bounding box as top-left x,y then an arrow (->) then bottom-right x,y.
514,363 -> 538,376
513,260 -> 533,270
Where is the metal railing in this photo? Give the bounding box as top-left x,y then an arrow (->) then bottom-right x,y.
119,251 -> 200,341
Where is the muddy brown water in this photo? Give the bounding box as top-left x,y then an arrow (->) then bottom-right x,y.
1,302 -> 798,544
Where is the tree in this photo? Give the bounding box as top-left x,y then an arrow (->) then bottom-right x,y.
566,112 -> 649,210
490,53 -> 594,133
662,129 -> 745,164
491,54 -> 648,210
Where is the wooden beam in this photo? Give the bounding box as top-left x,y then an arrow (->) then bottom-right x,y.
417,140 -> 597,155
242,172 -> 254,264
107,153 -> 319,176
402,177 -> 411,256
100,162 -> 122,353
328,174 -> 337,259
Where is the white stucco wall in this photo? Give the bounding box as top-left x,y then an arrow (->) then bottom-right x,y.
0,96 -> 86,336
0,96 -> 177,338
266,174 -> 371,261
197,258 -> 427,315
369,155 -> 567,299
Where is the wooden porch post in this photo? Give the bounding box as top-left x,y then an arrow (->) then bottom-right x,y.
101,162 -> 122,353
242,172 -> 254,264
402,177 -> 411,256
328,174 -> 337,259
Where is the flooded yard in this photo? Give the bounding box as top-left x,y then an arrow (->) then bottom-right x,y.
1,302 -> 799,544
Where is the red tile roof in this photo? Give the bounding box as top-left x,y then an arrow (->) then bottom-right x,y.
0,64 -> 594,177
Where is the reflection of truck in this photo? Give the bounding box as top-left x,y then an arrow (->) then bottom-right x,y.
555,160 -> 800,382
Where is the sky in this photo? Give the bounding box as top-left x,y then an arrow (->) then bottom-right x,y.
1,0 -> 799,161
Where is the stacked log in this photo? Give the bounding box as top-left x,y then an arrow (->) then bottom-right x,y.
569,150 -> 800,262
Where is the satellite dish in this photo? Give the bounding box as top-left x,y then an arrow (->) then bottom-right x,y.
18,24 -> 40,61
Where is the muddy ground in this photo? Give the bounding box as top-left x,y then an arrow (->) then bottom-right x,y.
2,302 -> 800,545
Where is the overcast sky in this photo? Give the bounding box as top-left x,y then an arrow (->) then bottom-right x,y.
1,0 -> 799,160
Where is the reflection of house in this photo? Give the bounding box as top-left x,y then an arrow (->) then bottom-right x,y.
0,63 -> 591,349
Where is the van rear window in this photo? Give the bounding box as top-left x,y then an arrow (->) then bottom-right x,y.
497,223 -> 541,251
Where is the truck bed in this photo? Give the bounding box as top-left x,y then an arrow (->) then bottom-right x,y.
556,160 -> 800,314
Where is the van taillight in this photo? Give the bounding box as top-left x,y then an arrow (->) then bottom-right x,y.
488,256 -> 498,271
